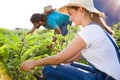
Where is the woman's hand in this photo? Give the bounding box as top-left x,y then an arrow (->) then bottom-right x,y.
20,60 -> 36,71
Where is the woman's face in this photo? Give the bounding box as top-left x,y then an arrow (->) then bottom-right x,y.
68,7 -> 82,26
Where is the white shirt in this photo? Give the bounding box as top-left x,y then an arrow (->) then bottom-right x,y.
78,23 -> 120,80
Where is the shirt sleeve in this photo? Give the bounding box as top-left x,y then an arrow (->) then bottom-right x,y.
77,25 -> 101,48
78,24 -> 105,47
77,28 -> 91,48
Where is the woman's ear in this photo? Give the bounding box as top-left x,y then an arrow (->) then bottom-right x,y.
78,7 -> 85,15
78,7 -> 83,12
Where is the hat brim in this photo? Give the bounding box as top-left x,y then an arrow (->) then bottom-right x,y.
58,4 -> 104,17
58,4 -> 76,15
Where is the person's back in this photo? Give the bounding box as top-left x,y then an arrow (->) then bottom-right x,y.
44,5 -> 71,36
46,11 -> 70,29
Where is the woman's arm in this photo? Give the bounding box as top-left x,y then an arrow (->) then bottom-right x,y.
21,34 -> 86,71
63,52 -> 82,63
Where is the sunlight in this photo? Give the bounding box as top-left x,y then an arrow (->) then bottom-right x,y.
115,0 -> 120,5
113,0 -> 120,13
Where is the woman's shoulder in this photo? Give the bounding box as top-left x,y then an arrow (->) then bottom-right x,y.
78,23 -> 105,40
82,23 -> 102,33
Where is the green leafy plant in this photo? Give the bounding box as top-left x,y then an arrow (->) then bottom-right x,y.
1,22 -> 120,80
113,22 -> 120,48
0,25 -> 80,80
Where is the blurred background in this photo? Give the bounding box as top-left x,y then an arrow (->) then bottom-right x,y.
0,0 -> 120,30
94,0 -> 120,26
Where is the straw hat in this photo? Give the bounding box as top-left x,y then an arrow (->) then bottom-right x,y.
58,0 -> 104,17
44,5 -> 56,13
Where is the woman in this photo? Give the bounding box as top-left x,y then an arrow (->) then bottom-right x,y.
21,0 -> 120,80
27,5 -> 71,42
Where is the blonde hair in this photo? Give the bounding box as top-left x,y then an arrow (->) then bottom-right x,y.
90,13 -> 114,35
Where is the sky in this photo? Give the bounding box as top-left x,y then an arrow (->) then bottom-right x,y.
0,0 -> 69,30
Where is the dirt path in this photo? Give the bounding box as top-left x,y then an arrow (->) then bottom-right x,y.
0,62 -> 11,80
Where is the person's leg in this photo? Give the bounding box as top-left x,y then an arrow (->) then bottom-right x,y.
70,62 -> 96,73
70,62 -> 115,80
42,64 -> 96,80
60,21 -> 72,36
60,24 -> 68,36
